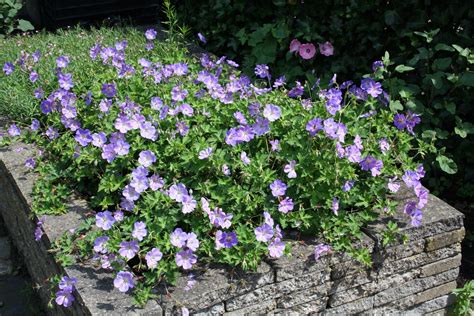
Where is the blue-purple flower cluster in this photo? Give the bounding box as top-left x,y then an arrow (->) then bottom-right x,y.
1,27 -> 429,306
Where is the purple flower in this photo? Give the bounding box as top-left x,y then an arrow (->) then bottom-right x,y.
59,276 -> 77,292
233,111 -> 247,125
324,88 -> 342,115
56,56 -> 70,68
114,210 -> 124,222
404,201 -> 423,227
3,62 -> 14,75
218,231 -> 238,248
197,32 -> 206,43
138,150 -> 156,167
289,39 -> 301,53
46,127 -> 59,140
185,232 -> 199,251
323,118 -> 347,143
361,78 -> 382,98
149,174 -> 164,191
336,142 -> 346,158
101,83 -> 117,98
393,113 -> 407,130
278,197 -> 294,214
388,176 -> 401,193
182,195 -> 197,214
7,124 -> 20,137
273,75 -> 286,88
93,236 -> 109,254
130,176 -> 149,193
299,43 -> 316,59
179,103 -> 194,117
264,211 -> 274,226
240,151 -> 251,165
415,185 -> 429,209
268,238 -> 285,258
379,138 -> 390,154
169,183 -> 189,202
209,208 -> 233,228
118,240 -> 139,260
255,64 -> 270,79
150,97 -> 163,110
74,129 -> 92,146
91,132 -> 107,148
25,158 -> 36,169
34,87 -> 44,99
55,290 -> 75,307
122,184 -> 140,201
251,117 -> 270,136
198,147 -> 213,159
342,180 -> 355,192
254,224 -> 274,242
270,139 -> 281,152
263,104 -> 281,122
346,145 -> 361,163
145,29 -> 157,40
29,71 -> 39,83
284,160 -> 297,178
360,156 -> 383,177
132,221 -> 147,241
288,81 -> 304,98
405,111 -> 421,134
58,73 -> 74,90
176,121 -> 189,136
114,271 -> 134,293
319,41 -> 334,56
171,86 -> 188,102
96,211 -> 115,230
270,179 -> 287,197
372,60 -> 384,72
140,121 -> 158,141
170,228 -> 188,248
332,198 -> 339,216
145,248 -> 163,269
175,249 -> 197,270
314,243 -> 332,260
402,170 -> 421,188
30,119 -> 40,131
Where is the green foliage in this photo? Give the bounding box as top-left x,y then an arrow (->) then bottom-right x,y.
0,0 -> 34,37
453,280 -> 474,316
176,0 -> 474,224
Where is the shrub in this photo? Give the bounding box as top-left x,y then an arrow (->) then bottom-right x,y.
1,27 -> 429,307
176,0 -> 474,203
0,0 -> 34,37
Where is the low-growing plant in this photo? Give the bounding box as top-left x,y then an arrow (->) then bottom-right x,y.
453,280 -> 474,316
1,27 -> 430,309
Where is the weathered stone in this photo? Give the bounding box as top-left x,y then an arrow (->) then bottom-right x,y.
276,283 -> 330,309
375,243 -> 460,277
224,299 -> 277,315
419,254 -> 462,277
381,239 -> 425,261
329,269 -> 419,307
425,228 -> 465,252
324,296 -> 374,315
226,269 -> 329,311
194,303 -> 225,315
0,259 -> 13,275
408,294 -> 456,314
365,185 -> 464,243
373,268 -> 459,307
329,270 -> 373,294
0,236 -> 11,260
286,297 -> 327,314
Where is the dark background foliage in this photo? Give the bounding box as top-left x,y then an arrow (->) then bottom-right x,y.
174,0 -> 474,275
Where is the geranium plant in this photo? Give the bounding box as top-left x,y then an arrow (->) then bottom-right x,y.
1,27 -> 429,307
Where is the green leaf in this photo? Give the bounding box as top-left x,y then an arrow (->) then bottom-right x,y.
421,130 -> 436,140
434,43 -> 455,52
436,155 -> 457,174
394,65 -> 414,73
445,102 -> 456,115
389,100 -> 403,112
458,72 -> 474,87
433,57 -> 452,71
17,19 -> 34,32
271,22 -> 290,40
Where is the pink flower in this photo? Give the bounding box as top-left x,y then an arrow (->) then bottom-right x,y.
319,41 -> 334,56
289,39 -> 301,53
299,43 -> 316,60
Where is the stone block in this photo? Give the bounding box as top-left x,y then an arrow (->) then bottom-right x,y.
420,254 -> 462,277
276,283 -> 330,309
373,268 -> 459,307
224,299 -> 276,315
425,228 -> 465,252
408,294 -> 456,314
0,236 -> 11,260
324,296 -> 374,315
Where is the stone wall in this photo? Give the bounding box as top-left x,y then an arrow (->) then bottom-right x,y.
0,142 -> 465,315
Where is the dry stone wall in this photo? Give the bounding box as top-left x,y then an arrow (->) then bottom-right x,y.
0,142 -> 465,315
